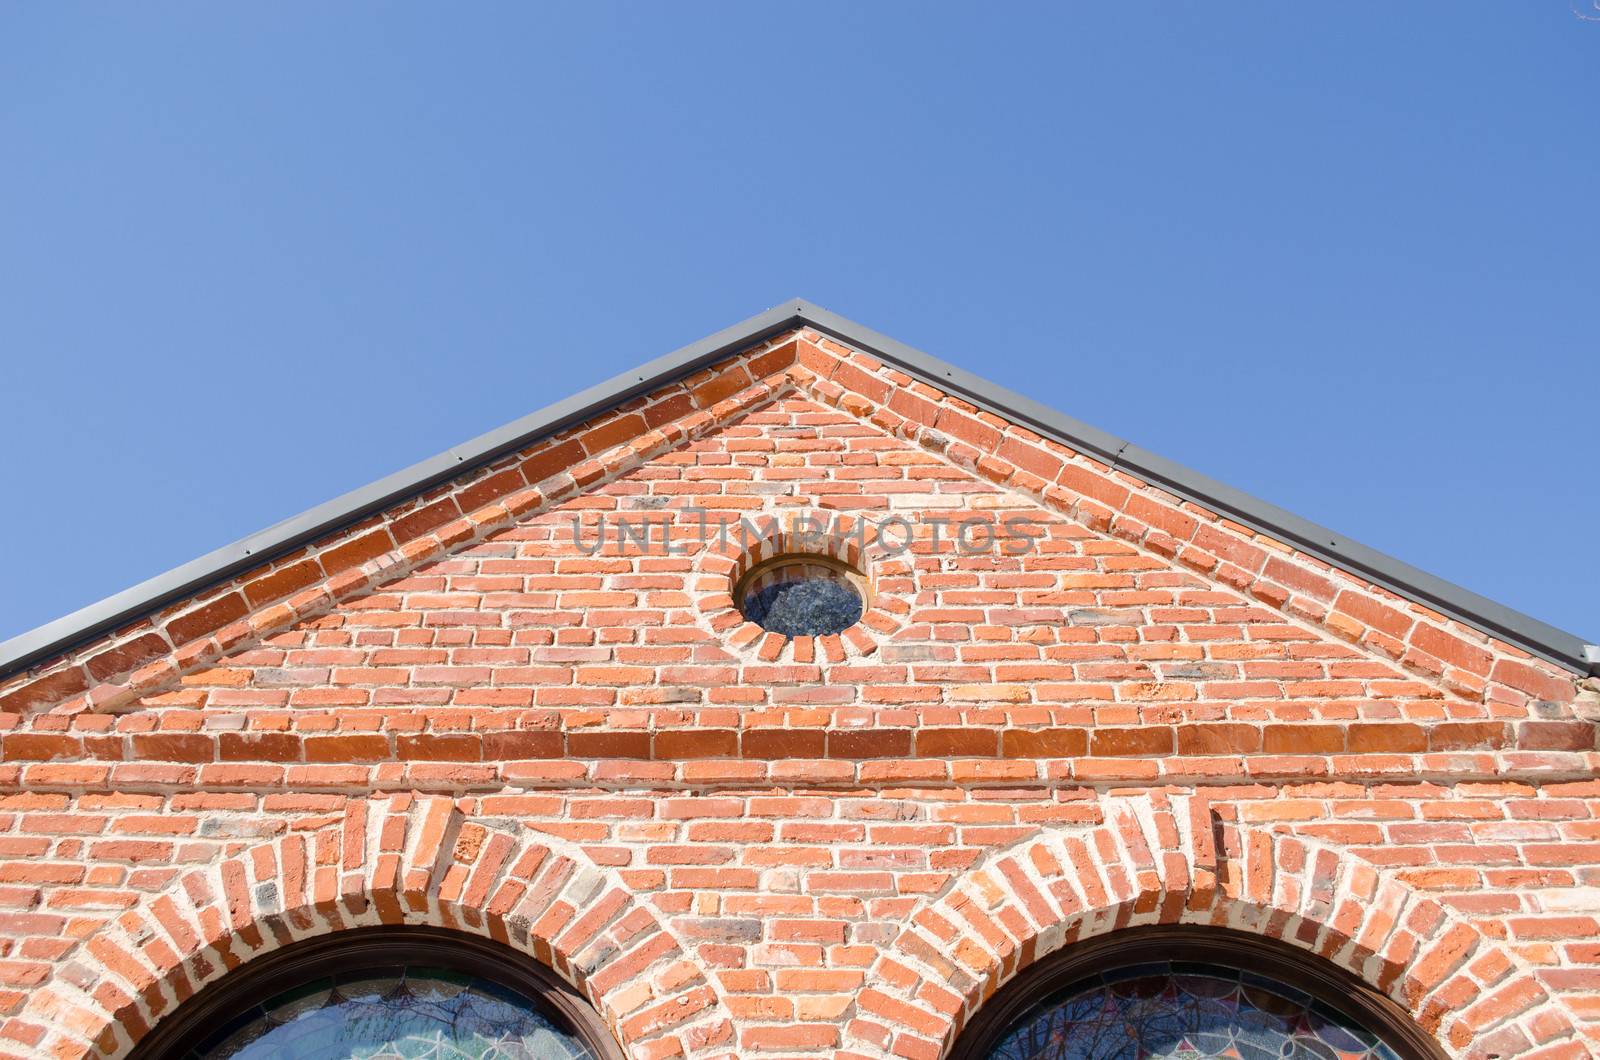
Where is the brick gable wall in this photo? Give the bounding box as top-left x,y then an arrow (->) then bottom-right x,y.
0,328 -> 1595,1059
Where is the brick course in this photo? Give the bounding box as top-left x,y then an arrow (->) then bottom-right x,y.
0,326 -> 1595,1059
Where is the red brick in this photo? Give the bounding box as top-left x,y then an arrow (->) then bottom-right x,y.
1492,659 -> 1575,702
0,667 -> 90,713
655,730 -> 740,759
1262,725 -> 1343,755
241,559 -> 323,608
304,735 -> 390,762
519,439 -> 584,485
916,729 -> 997,757
1332,590 -> 1413,639
218,733 -> 301,762
164,592 -> 249,644
1429,722 -> 1509,751
131,734 -> 214,762
828,730 -> 913,758
1175,724 -> 1259,756
482,731 -> 563,759
319,530 -> 393,576
742,730 -> 827,759
1,735 -> 83,761
642,392 -> 695,430
396,734 -> 482,761
390,498 -> 462,544
1517,721 -> 1595,751
456,468 -> 527,513
567,732 -> 651,758
1090,727 -> 1173,757
84,633 -> 170,682
1410,624 -> 1493,676
1348,724 -> 1427,754
578,414 -> 648,457
1001,729 -> 1088,757
691,366 -> 752,408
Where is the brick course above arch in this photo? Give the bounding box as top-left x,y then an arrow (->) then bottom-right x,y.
15,794 -> 737,1060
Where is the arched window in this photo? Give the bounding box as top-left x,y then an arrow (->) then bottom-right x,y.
130,926 -> 621,1060
949,926 -> 1447,1060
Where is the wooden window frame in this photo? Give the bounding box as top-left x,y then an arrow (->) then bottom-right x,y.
947,925 -> 1449,1060
127,925 -> 623,1060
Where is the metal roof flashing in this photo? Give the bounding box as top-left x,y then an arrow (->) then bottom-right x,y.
1,299 -> 1594,681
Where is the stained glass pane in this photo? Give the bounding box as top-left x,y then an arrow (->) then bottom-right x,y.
741,560 -> 864,637
986,961 -> 1403,1060
193,965 -> 599,1060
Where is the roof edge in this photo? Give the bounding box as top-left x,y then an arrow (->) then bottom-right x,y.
792,302 -> 1596,677
2,298 -> 1594,680
0,301 -> 810,679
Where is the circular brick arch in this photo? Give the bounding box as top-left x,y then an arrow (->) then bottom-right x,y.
841,794 -> 1583,1060
19,795 -> 736,1060
695,510 -> 912,664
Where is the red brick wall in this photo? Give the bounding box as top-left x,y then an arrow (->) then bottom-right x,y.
0,329 -> 1595,1059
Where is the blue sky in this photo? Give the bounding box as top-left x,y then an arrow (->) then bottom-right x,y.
2,4 -> 1596,645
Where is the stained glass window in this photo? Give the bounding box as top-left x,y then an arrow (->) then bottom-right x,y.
985,961 -> 1403,1060
739,556 -> 865,637
190,965 -> 600,1060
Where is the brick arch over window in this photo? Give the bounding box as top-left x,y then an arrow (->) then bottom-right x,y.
18,795 -> 736,1060
842,794 -> 1583,1060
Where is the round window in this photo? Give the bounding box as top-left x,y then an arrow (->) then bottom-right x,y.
736,555 -> 866,637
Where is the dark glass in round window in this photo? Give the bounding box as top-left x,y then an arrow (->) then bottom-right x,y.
192,964 -> 599,1060
985,960 -> 1403,1060
738,557 -> 864,637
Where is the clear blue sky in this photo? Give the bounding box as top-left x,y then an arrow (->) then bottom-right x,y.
2,4 -> 1596,646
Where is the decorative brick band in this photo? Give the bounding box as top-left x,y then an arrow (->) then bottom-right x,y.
14,795 -> 737,1060
840,794 -> 1584,1060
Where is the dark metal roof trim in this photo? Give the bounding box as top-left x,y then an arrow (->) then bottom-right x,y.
0,303 -> 808,679
793,304 -> 1595,676
2,299 -> 1594,680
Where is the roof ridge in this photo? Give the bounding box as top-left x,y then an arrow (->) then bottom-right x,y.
1,298 -> 1593,678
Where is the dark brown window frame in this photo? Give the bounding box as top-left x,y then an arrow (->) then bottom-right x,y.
947,924 -> 1449,1060
127,925 -> 623,1060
